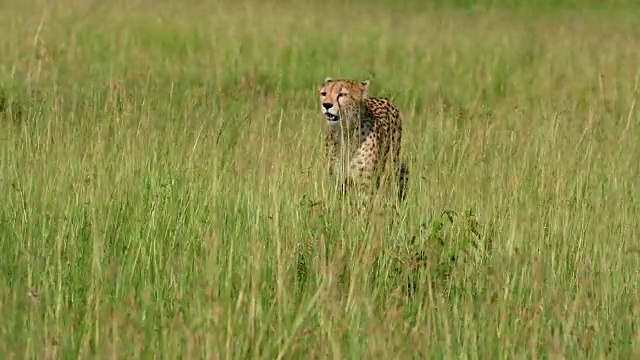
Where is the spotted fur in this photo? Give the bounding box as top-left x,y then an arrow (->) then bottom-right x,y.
318,77 -> 408,202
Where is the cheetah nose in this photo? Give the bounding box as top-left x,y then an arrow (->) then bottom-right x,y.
322,103 -> 332,110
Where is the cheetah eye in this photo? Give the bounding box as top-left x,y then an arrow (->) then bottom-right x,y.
338,93 -> 347,98
320,91 -> 327,96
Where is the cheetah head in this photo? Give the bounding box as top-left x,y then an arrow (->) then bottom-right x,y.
318,77 -> 370,125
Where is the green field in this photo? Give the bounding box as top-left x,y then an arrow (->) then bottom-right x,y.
1,0 -> 639,358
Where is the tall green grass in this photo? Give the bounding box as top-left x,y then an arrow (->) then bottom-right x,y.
1,0 -> 639,358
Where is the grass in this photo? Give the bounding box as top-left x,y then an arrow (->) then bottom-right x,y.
1,0 -> 639,358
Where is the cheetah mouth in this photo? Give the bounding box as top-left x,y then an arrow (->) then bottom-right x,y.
324,113 -> 339,122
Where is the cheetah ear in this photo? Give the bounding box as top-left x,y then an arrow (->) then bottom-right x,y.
360,80 -> 370,98
324,77 -> 334,84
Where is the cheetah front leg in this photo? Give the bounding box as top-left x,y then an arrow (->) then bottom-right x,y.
324,131 -> 337,176
348,142 -> 381,214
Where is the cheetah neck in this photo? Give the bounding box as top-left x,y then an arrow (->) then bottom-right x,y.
330,103 -> 368,137
328,115 -> 372,157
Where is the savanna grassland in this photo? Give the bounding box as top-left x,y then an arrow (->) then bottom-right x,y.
0,0 -> 639,358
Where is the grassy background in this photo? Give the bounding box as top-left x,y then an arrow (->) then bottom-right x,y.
1,0 -> 639,358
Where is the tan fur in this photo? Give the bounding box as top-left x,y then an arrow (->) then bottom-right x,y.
318,77 -> 408,202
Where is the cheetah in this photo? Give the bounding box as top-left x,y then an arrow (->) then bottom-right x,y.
318,77 -> 408,203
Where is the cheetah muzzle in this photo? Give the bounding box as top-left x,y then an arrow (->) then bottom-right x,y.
324,113 -> 339,122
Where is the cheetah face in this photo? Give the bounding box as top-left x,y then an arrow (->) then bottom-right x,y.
318,77 -> 370,125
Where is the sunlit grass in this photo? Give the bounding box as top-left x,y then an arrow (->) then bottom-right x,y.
0,0 -> 639,358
